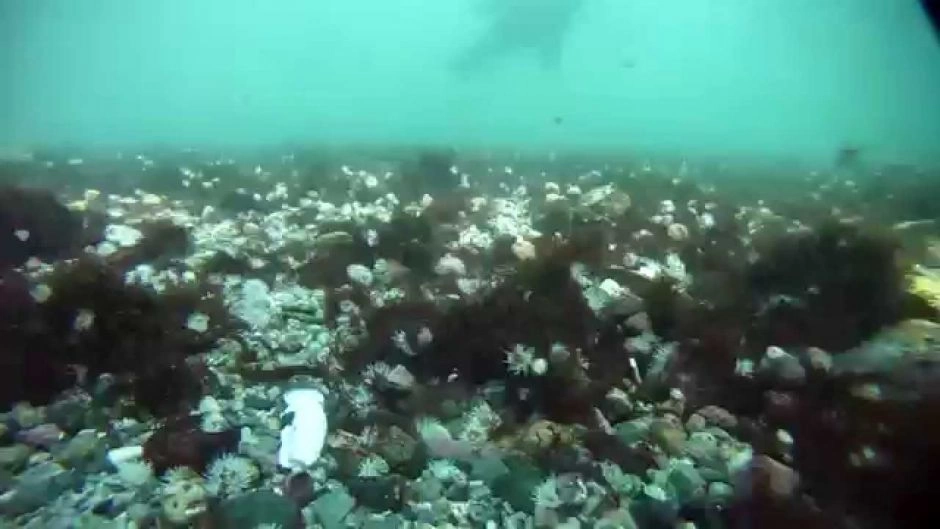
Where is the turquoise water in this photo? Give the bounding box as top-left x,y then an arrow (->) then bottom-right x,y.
2,0 -> 939,163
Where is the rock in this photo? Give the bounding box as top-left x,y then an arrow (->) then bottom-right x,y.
243,393 -> 275,410
736,455 -> 800,501
682,432 -> 727,479
283,470 -> 316,508
491,456 -> 542,512
630,485 -> 678,529
106,445 -> 143,467
72,514 -> 120,529
584,280 -> 643,317
384,365 -> 415,391
469,454 -> 509,485
241,432 -> 280,467
613,417 -> 652,446
830,319 -> 940,376
667,461 -> 706,503
467,481 -> 491,501
0,468 -> 16,493
430,497 -> 452,521
444,479 -> 470,502
534,504 -> 560,527
10,403 -> 44,429
92,491 -> 136,517
649,418 -> 686,456
685,413 -> 708,432
0,443 -> 32,472
706,482 -> 734,505
410,476 -> 444,502
55,429 -> 104,467
596,508 -> 639,529
804,346 -> 833,373
16,423 -> 64,449
45,397 -> 89,433
347,476 -> 401,511
377,426 -> 417,467
759,346 -> 806,385
690,405 -> 738,431
409,501 -> 438,524
312,488 -> 356,529
556,474 -> 588,506
361,513 -> 405,529
216,490 -> 300,529
124,502 -> 154,522
467,498 -> 498,523
581,185 -> 631,217
0,461 -> 74,516
314,231 -> 354,248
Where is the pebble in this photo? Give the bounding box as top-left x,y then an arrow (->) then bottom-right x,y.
10,403 -> 44,429
649,418 -> 687,456
0,444 -> 32,472
312,488 -> 356,529
377,426 -> 417,466
469,454 -> 509,485
362,513 -> 405,529
410,501 -> 438,524
668,461 -> 706,503
414,475 -> 445,502
217,489 -> 299,529
738,455 -> 800,501
613,417 -> 652,446
54,429 -> 105,468
44,397 -> 89,433
706,481 -> 735,505
347,476 -> 401,512
690,405 -> 738,430
0,461 -> 74,516
596,508 -> 639,529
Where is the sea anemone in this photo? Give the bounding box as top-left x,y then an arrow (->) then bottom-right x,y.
357,454 -> 390,478
204,453 -> 259,497
504,343 -> 536,376
426,459 -> 465,482
115,460 -> 156,488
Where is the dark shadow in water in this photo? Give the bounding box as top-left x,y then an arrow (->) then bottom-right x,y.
920,0 -> 940,42
451,0 -> 584,74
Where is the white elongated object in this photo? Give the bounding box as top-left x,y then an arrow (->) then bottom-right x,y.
277,388 -> 328,470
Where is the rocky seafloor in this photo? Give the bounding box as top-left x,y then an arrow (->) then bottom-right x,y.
0,147 -> 939,529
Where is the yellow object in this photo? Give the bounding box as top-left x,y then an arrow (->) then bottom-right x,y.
907,265 -> 940,310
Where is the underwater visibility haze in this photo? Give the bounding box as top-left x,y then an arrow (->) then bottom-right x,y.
3,1 -> 940,529
2,0 -> 940,161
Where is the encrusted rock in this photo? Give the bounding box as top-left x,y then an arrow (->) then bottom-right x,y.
649,417 -> 686,456
377,426 -> 418,467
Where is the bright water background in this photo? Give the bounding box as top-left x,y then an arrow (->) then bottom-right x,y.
2,0 -> 939,163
